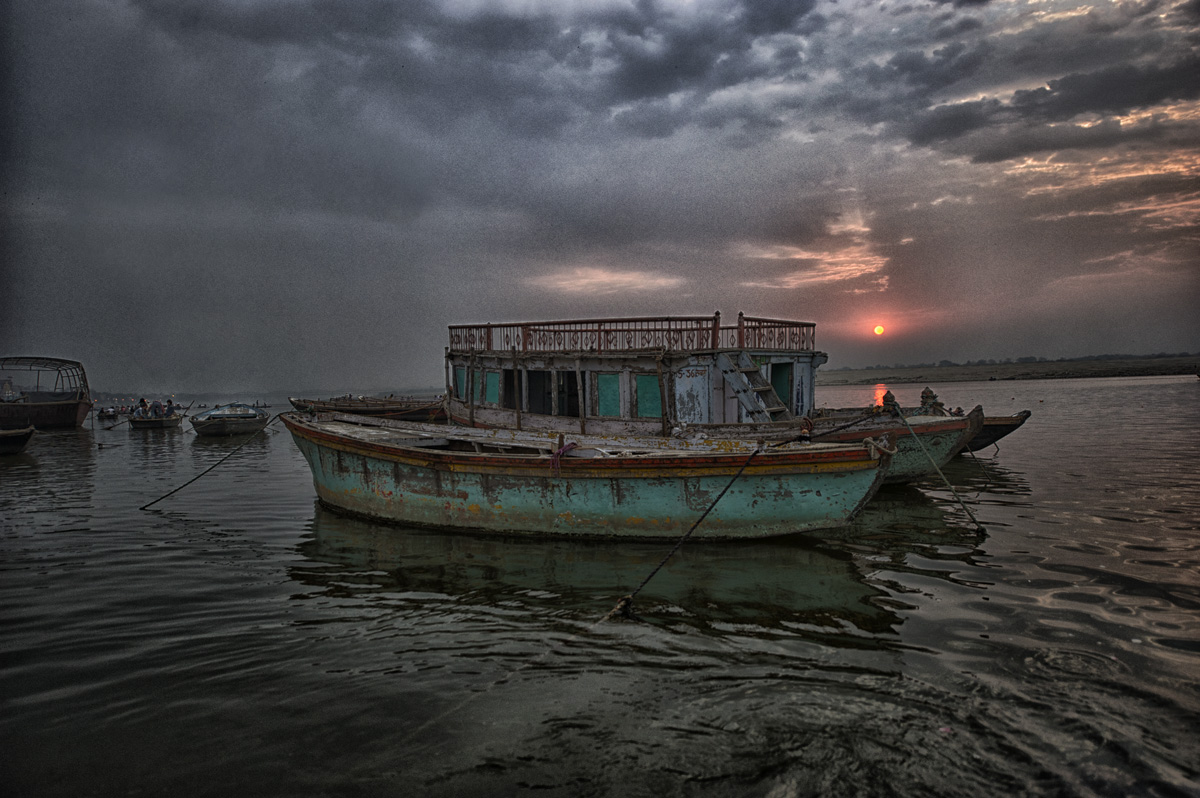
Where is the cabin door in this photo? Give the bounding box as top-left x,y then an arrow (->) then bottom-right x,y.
770,363 -> 793,412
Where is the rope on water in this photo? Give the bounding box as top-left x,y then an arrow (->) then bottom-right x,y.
394,447 -> 764,747
139,414 -> 283,511
603,445 -> 763,622
895,406 -> 985,532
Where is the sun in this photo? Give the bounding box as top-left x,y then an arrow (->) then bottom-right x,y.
873,325 -> 885,335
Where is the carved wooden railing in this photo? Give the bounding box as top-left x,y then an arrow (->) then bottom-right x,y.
448,312 -> 816,354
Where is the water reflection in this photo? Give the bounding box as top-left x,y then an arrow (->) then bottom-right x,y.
0,429 -> 97,530
294,504 -> 905,640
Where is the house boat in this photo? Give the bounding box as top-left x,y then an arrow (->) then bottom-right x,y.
0,357 -> 92,429
444,312 -> 825,435
281,411 -> 894,540
441,312 -> 980,482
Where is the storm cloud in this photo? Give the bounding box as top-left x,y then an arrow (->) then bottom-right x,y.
3,0 -> 1197,393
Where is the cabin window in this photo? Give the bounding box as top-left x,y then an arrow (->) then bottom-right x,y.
594,373 -> 621,417
557,371 -> 580,418
635,374 -> 662,418
454,366 -> 468,401
484,371 -> 500,405
502,369 -> 521,410
527,370 -> 553,414
769,362 -> 793,409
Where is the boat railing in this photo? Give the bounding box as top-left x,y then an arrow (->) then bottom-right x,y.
448,312 -> 816,354
0,356 -> 91,398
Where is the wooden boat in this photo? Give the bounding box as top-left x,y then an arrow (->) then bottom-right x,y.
963,410 -> 1032,452
189,403 -> 270,437
128,414 -> 184,430
0,426 -> 35,455
808,405 -> 982,482
0,357 -> 92,429
439,312 -> 978,482
281,411 -> 894,540
97,408 -> 119,421
288,395 -> 446,421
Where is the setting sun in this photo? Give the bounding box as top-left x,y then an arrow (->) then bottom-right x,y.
873,325 -> 885,335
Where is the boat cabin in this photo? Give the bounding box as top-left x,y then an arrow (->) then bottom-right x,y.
444,312 -> 828,436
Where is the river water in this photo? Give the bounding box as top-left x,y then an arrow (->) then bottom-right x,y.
2,376 -> 1198,797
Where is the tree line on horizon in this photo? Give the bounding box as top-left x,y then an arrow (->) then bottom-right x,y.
830,351 -> 1197,372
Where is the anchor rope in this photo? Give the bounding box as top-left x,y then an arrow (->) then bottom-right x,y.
138,413 -> 282,511
806,411 -> 879,440
603,444 -> 763,621
894,404 -> 985,532
395,443 -> 767,747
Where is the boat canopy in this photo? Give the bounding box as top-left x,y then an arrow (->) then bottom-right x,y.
0,357 -> 91,397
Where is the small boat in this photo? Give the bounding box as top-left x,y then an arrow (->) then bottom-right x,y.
282,411 -> 894,540
289,395 -> 446,421
189,403 -> 271,437
963,410 -> 1032,452
809,405 -> 983,482
97,407 -> 119,421
128,414 -> 184,430
0,357 -> 92,429
0,426 -> 35,455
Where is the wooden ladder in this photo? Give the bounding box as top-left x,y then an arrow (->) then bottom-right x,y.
715,351 -> 794,423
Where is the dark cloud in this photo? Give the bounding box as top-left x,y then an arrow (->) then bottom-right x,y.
1011,55 -> 1200,121
3,0 -> 1197,389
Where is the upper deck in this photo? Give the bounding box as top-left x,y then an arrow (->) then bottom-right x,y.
447,311 -> 816,355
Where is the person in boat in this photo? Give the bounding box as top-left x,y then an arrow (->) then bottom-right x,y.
164,399 -> 177,417
150,399 -> 164,418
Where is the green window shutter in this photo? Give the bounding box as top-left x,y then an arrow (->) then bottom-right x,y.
596,373 -> 620,417
485,371 -> 500,404
455,366 -> 467,400
635,374 -> 661,418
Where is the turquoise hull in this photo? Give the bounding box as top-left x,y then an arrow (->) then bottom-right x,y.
284,416 -> 889,540
813,407 -> 982,483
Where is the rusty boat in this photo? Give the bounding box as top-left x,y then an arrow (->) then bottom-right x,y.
288,395 -> 446,422
282,410 -> 893,540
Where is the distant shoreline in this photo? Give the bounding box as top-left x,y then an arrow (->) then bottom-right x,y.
815,355 -> 1198,386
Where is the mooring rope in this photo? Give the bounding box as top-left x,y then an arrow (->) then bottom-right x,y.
806,411 -> 879,440
138,414 -> 282,511
895,406 -> 985,532
603,445 -> 763,621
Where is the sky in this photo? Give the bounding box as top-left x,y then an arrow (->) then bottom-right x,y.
3,0 -> 1198,394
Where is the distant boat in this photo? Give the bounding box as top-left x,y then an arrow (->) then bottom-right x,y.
0,357 -> 92,429
189,403 -> 270,437
128,414 -> 184,430
0,426 -> 35,455
289,395 -> 445,421
97,407 -> 119,421
962,410 -> 1032,453
281,411 -> 893,540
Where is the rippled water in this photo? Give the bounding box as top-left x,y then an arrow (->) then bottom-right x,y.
2,377 -> 1198,797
